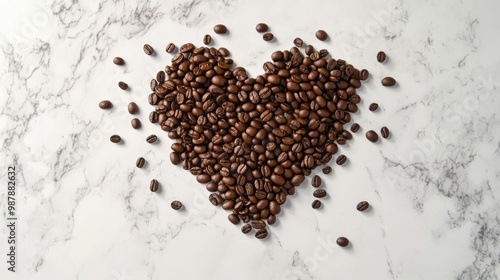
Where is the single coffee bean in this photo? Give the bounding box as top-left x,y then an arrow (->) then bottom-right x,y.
252,220 -> 266,229
146,134 -> 158,143
143,44 -> 154,55
209,193 -> 221,206
293,37 -> 303,47
227,214 -> 239,224
165,43 -> 176,53
113,57 -> 124,65
381,77 -> 396,86
381,126 -> 390,138
255,23 -> 269,32
350,123 -> 360,133
99,100 -> 112,109
322,166 -> 332,174
150,179 -> 159,192
128,102 -> 139,114
305,44 -> 315,55
136,157 -> 145,168
336,237 -> 349,247
241,224 -> 252,234
149,111 -> 158,123
263,33 -> 274,41
377,51 -> 386,62
213,24 -> 228,34
313,189 -> 327,198
110,134 -> 121,143
336,154 -> 347,165
118,81 -> 128,90
311,175 -> 322,188
312,199 -> 322,209
315,29 -> 328,41
369,103 -> 379,111
131,118 -> 141,129
203,34 -> 212,45
255,228 -> 268,239
357,201 -> 370,211
171,200 -> 182,210
360,69 -> 369,80
366,130 -> 379,142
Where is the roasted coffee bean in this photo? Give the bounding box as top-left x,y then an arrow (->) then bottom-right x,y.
315,30 -> 328,41
149,111 -> 158,123
128,102 -> 139,114
381,77 -> 396,86
360,69 -> 369,80
350,123 -> 360,133
357,201 -> 370,211
311,175 -> 322,188
369,103 -> 379,111
228,214 -> 240,224
110,134 -> 121,143
313,189 -> 327,198
293,37 -> 303,47
377,51 -> 386,63
203,34 -> 212,45
305,44 -> 315,55
213,24 -> 228,34
131,118 -> 141,129
366,130 -> 379,142
165,43 -> 176,53
209,193 -> 221,206
136,157 -> 145,168
180,43 -> 195,53
255,23 -> 269,32
381,126 -> 390,138
336,237 -> 349,247
143,44 -> 154,55
150,179 -> 159,192
263,33 -> 274,41
252,220 -> 266,229
99,100 -> 112,109
241,224 -> 252,234
336,154 -> 347,165
146,134 -> 158,143
118,81 -> 128,90
322,166 -> 332,174
255,228 -> 268,239
171,200 -> 183,210
113,57 -> 125,65
312,200 -> 322,209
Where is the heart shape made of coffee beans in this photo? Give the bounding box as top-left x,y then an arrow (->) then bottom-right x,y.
147,43 -> 366,235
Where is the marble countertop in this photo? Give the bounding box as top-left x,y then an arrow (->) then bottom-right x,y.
1,0 -> 499,279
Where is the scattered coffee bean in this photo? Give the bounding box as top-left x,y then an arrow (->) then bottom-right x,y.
131,118 -> 141,129
203,34 -> 212,45
171,200 -> 182,210
381,76 -> 396,86
369,103 -> 379,111
228,213 -> 240,224
255,23 -> 269,33
263,33 -> 274,41
360,69 -> 369,80
293,37 -> 303,47
336,154 -> 347,165
213,24 -> 228,34
311,175 -> 322,188
305,44 -> 315,55
377,51 -> 386,63
252,220 -> 266,229
255,229 -> 268,239
322,166 -> 332,174
136,157 -> 145,168
315,29 -> 328,41
350,123 -> 360,133
128,102 -> 139,114
143,44 -> 154,55
165,43 -> 176,53
241,224 -> 252,234
110,134 -> 121,143
356,201 -> 370,211
336,237 -> 349,247
150,179 -> 159,192
113,57 -> 124,65
366,130 -> 379,142
313,189 -> 327,198
312,200 -> 322,209
146,134 -> 158,143
118,81 -> 128,90
381,126 -> 390,138
99,100 -> 112,109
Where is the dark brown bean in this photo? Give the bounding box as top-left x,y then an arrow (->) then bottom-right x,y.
360,69 -> 369,80
136,157 -> 145,168
377,51 -> 386,63
241,224 -> 252,234
336,154 -> 347,165
381,77 -> 396,86
322,166 -> 332,174
312,200 -> 322,209
99,100 -> 112,109
369,103 -> 379,111
131,118 -> 141,129
146,134 -> 158,143
113,57 -> 124,65
357,201 -> 370,211
381,126 -> 390,138
293,37 -> 303,47
251,220 -> 266,229
366,130 -> 379,142
165,43 -> 176,53
213,24 -> 228,34
110,135 -> 121,143
143,44 -> 154,55
263,33 -> 274,41
118,81 -> 128,90
315,30 -> 328,41
255,229 -> 268,239
336,237 -> 349,247
255,23 -> 269,32
350,123 -> 360,133
171,200 -> 183,210
150,179 -> 159,192
313,189 -> 327,198
203,34 -> 212,45
128,102 -> 138,114
311,175 -> 322,188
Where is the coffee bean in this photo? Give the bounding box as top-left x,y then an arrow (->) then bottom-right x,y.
149,111 -> 158,123
136,157 -> 145,168
203,34 -> 212,45
336,237 -> 349,247
113,57 -> 124,65
99,100 -> 112,109
255,229 -> 268,239
209,193 -> 221,206
171,200 -> 183,210
146,134 -> 158,143
165,43 -> 176,53
263,33 -> 274,41
143,44 -> 154,55
313,189 -> 327,198
357,201 -> 369,211
131,118 -> 141,129
150,179 -> 159,192
213,24 -> 228,34
179,43 -> 195,53
336,154 -> 347,165
366,130 -> 379,142
241,224 -> 252,234
227,213 -> 240,224
118,81 -> 128,90
311,175 -> 322,188
305,44 -> 315,55
255,23 -> 269,33
322,166 -> 332,174
381,77 -> 396,86
293,37 -> 303,47
381,126 -> 390,138
315,29 -> 328,41
360,69 -> 369,80
251,220 -> 266,229
369,103 -> 379,111
377,51 -> 386,63
128,102 -> 139,114
312,200 -> 322,209
110,135 -> 121,143
350,123 -> 360,133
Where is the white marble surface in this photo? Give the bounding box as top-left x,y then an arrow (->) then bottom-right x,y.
1,0 -> 499,279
